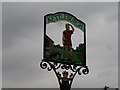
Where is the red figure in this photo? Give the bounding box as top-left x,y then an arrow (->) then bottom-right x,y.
62,24 -> 75,58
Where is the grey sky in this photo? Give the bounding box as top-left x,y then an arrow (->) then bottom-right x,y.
2,2 -> 118,88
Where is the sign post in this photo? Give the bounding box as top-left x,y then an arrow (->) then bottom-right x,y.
40,12 -> 89,90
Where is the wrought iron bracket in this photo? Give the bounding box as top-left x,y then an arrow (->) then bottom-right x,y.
40,60 -> 89,90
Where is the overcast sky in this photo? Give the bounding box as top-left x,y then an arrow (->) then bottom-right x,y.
2,2 -> 118,88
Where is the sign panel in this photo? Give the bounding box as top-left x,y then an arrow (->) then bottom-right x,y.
44,12 -> 86,66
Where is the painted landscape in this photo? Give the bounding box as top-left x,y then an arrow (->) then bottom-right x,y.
44,35 -> 85,65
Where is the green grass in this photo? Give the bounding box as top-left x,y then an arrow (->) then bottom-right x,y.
49,46 -> 83,65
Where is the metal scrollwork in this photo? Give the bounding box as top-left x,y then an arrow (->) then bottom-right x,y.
54,63 -> 62,70
40,61 -> 53,71
40,60 -> 89,75
40,60 -> 89,90
70,65 -> 77,72
77,66 -> 89,75
40,61 -> 47,69
82,66 -> 89,75
61,64 -> 70,70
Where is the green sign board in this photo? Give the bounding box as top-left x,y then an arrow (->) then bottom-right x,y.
46,12 -> 85,32
44,12 -> 86,66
